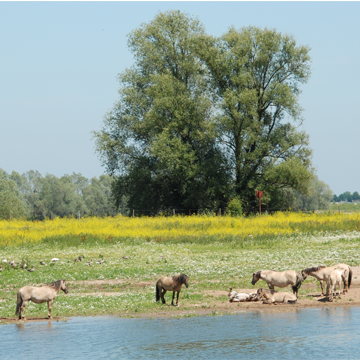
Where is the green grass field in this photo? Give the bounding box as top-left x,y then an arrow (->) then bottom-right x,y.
330,202 -> 360,212
1,229 -> 360,320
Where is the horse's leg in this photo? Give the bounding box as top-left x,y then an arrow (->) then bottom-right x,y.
328,283 -> 334,302
171,291 -> 176,306
48,300 -> 53,319
326,280 -> 330,298
176,290 -> 180,306
320,280 -> 325,296
343,273 -> 348,294
161,289 -> 167,304
21,300 -> 27,320
337,281 -> 342,299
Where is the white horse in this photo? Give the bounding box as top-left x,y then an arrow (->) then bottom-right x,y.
326,269 -> 344,301
228,288 -> 256,302
15,280 -> 68,320
256,288 -> 298,304
301,263 -> 352,295
251,270 -> 303,298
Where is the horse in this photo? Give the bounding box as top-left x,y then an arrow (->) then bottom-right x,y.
301,263 -> 352,295
228,288 -> 257,302
251,270 -> 303,298
326,269 -> 344,302
156,274 -> 189,306
256,288 -> 298,304
15,280 -> 68,320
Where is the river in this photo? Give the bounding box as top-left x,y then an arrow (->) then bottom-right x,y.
1,307 -> 359,359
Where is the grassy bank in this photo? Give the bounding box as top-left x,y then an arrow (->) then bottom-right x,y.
1,214 -> 360,319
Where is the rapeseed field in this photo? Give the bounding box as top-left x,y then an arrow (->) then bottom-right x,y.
1,212 -> 360,247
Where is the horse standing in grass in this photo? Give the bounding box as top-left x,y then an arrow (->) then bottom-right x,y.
301,263 -> 352,295
156,274 -> 189,306
15,280 -> 68,320
251,270 -> 303,298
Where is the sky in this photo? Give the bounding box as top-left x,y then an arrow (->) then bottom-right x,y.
0,2 -> 359,195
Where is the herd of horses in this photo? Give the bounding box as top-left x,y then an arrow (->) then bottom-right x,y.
14,263 -> 353,320
248,263 -> 353,304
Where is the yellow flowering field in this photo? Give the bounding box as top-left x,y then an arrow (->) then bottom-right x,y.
1,212 -> 360,247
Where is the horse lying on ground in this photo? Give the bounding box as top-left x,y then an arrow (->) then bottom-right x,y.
15,280 -> 68,320
251,270 -> 303,298
228,288 -> 257,302
326,269 -> 344,302
156,274 -> 189,306
301,263 -> 352,295
256,288 -> 298,304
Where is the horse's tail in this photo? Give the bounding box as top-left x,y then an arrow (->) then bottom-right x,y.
348,266 -> 353,289
292,271 -> 303,293
15,291 -> 23,317
156,281 -> 160,302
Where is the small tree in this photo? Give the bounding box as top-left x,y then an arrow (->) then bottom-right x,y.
226,197 -> 243,216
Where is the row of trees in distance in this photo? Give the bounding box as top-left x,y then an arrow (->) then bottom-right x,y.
0,167 -> 333,220
0,168 -> 117,220
333,191 -> 360,203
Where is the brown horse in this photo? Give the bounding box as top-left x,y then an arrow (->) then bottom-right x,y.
15,280 -> 68,320
156,274 -> 189,306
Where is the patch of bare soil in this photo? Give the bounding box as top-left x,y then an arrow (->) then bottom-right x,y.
0,317 -> 65,324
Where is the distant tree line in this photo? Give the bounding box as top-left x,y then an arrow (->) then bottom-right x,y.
333,191 -> 360,203
0,166 -> 333,219
0,168 -> 117,220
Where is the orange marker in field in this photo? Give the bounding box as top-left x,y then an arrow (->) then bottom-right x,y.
256,191 -> 263,215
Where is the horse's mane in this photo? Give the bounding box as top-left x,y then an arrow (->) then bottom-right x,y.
173,274 -> 188,284
47,280 -> 62,291
303,266 -> 326,274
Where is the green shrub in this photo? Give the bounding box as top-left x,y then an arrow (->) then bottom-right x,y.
226,197 -> 243,216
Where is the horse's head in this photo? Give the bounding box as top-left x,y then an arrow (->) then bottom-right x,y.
301,270 -> 308,281
256,288 -> 265,300
60,280 -> 69,294
180,274 -> 189,288
251,271 -> 261,285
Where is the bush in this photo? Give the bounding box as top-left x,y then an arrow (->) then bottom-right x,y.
226,197 -> 243,216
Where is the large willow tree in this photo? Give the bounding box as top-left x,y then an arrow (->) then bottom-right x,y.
94,11 -> 230,213
197,26 -> 313,210
95,11 -> 313,213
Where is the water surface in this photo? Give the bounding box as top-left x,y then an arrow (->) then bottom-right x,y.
1,307 -> 358,359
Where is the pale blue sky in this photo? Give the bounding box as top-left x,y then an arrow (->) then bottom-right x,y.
1,2 -> 359,195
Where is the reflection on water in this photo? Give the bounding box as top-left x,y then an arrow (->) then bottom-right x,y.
1,307 -> 360,359
15,320 -> 52,332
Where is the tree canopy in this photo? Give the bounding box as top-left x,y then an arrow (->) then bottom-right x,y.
333,191 -> 360,203
94,10 -> 316,213
4,169 -> 117,219
0,169 -> 29,219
